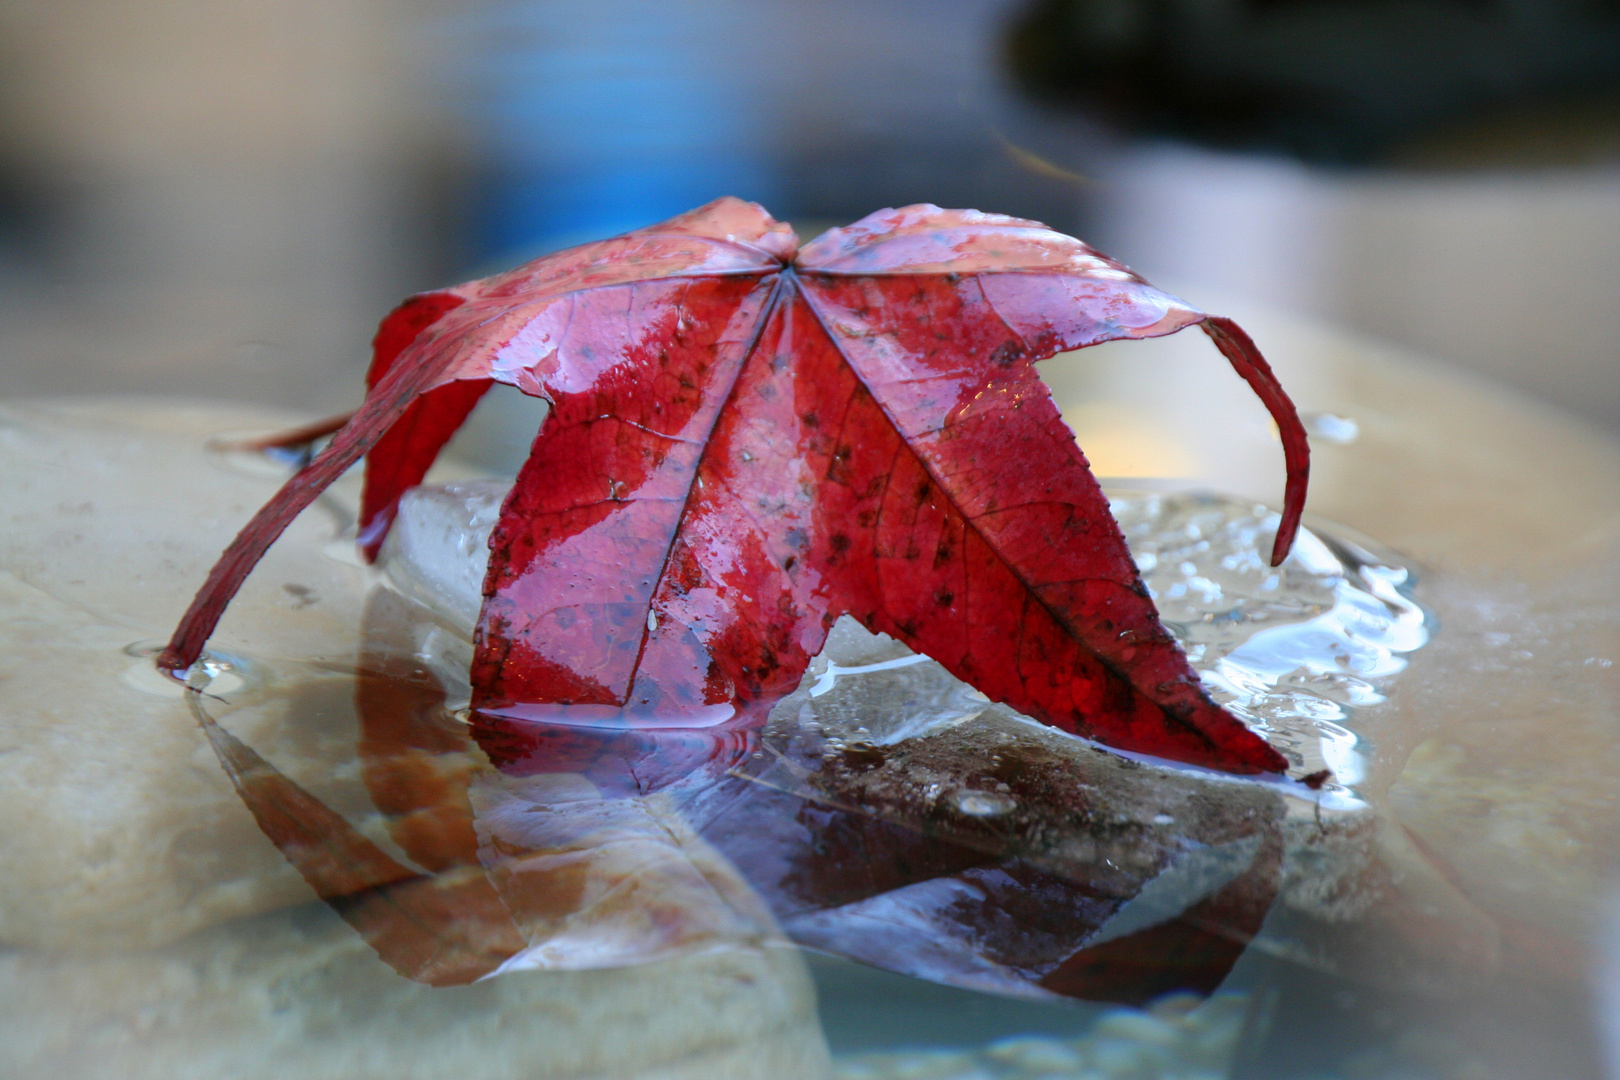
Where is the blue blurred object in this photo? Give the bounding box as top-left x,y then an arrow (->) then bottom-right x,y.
457,0 -> 781,261
446,0 -> 1090,266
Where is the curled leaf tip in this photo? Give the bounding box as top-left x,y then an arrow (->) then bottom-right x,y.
1199,316 -> 1310,567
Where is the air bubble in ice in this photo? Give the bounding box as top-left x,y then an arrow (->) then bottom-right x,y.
955,790 -> 1016,817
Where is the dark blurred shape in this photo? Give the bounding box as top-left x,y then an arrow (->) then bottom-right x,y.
1006,0 -> 1620,164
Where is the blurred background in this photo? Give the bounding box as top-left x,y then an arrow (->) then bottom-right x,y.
0,0 -> 1616,428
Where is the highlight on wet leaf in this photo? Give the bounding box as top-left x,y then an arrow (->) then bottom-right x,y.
159,197 -> 1308,777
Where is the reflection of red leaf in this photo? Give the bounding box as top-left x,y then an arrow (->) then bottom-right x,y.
161,198 -> 1306,775
355,589 -> 487,871
1038,829 -> 1283,1004
194,705 -> 525,987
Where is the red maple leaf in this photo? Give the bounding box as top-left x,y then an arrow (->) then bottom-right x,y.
160,198 -> 1307,775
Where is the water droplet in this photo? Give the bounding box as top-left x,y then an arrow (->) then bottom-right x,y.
1304,411 -> 1360,445
955,790 -> 1015,817
125,647 -> 251,698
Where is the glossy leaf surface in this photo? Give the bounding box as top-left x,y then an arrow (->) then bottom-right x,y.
161,198 -> 1308,775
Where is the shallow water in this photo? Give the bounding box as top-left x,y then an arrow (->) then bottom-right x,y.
178,478 -> 1430,1075
3,389 -> 1619,1080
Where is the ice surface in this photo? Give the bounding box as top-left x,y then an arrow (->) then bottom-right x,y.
1112,491 -> 1430,798
377,480 -> 510,635
378,482 -> 1433,806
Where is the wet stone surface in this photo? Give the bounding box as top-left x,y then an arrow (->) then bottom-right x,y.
1,402 -> 1454,1078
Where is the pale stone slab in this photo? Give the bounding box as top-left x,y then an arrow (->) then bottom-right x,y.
0,399 -> 397,949
0,902 -> 829,1080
